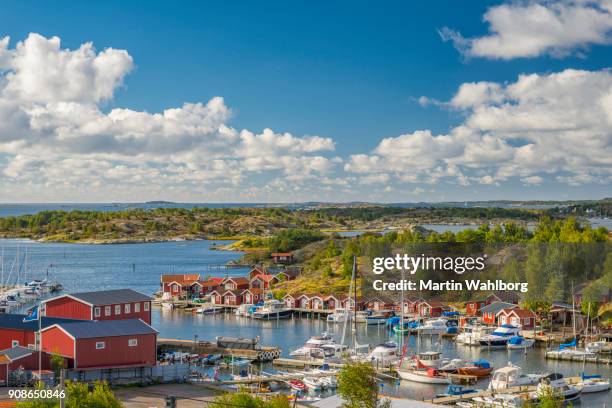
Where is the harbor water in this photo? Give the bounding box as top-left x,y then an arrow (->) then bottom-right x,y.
0,238 -> 610,405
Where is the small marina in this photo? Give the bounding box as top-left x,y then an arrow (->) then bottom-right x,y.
0,236 -> 610,407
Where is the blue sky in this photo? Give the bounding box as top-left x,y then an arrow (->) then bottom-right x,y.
0,0 -> 611,202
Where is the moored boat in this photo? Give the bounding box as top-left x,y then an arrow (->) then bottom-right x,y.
507,336 -> 535,350
456,359 -> 494,377
488,363 -> 542,391
252,299 -> 292,320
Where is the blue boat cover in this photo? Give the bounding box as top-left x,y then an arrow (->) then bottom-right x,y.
443,311 -> 460,317
471,359 -> 491,368
446,327 -> 458,334
581,373 -> 602,379
559,338 -> 577,350
387,317 -> 400,325
508,336 -> 524,345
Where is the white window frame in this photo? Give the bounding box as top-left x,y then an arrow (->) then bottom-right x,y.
105,306 -> 111,316
134,303 -> 140,313
115,305 -> 121,315
11,340 -> 19,347
125,303 -> 131,314
128,338 -> 138,347
94,307 -> 101,318
144,302 -> 150,311
95,341 -> 105,350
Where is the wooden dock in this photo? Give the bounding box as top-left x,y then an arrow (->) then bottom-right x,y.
158,338 -> 281,361
545,351 -> 611,365
273,358 -> 398,375
426,376 -> 583,405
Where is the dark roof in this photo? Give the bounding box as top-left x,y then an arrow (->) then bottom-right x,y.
480,301 -> 517,315
0,346 -> 34,361
488,292 -> 521,303
52,319 -> 157,339
62,289 -> 151,305
0,314 -> 82,331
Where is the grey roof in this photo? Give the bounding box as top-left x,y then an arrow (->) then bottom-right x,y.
0,313 -> 82,331
68,289 -> 151,305
480,301 -> 517,315
55,319 -> 157,339
0,346 -> 34,361
488,291 -> 521,303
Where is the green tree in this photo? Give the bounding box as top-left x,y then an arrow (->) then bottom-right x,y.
50,352 -> 65,379
210,391 -> 290,408
17,381 -> 121,408
337,362 -> 390,408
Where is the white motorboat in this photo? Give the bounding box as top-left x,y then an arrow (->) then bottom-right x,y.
531,375 -> 582,404
194,304 -> 223,314
488,363 -> 543,391
479,324 -> 521,348
506,336 -> 535,349
252,299 -> 293,319
457,325 -> 495,345
303,377 -> 325,391
234,303 -> 253,316
326,308 -> 351,323
577,374 -> 610,393
160,302 -> 174,310
290,333 -> 335,358
366,342 -> 399,367
415,318 -> 448,335
585,340 -> 607,353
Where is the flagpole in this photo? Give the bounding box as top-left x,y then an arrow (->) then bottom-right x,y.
38,304 -> 42,379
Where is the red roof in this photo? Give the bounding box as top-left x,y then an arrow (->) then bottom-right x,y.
224,277 -> 249,286
422,300 -> 445,308
161,274 -> 200,285
208,277 -> 225,283
195,280 -> 220,288
251,273 -> 277,283
271,252 -> 293,257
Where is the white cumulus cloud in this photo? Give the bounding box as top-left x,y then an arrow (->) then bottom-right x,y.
440,0 -> 612,59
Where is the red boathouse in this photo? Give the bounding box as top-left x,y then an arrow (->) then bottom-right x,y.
40,319 -> 157,370
42,289 -> 152,325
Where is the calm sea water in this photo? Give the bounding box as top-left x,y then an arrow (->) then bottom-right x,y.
0,238 -> 609,404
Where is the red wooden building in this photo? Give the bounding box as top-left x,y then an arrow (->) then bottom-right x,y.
0,346 -> 56,385
465,299 -> 486,316
42,289 -> 152,325
40,319 -> 157,370
241,288 -> 264,304
271,252 -> 293,264
249,274 -> 279,290
0,314 -> 81,350
222,277 -> 250,291
497,308 -> 537,329
283,294 -> 297,308
221,290 -> 243,305
480,302 -> 518,325
418,300 -> 446,317
160,274 -> 201,298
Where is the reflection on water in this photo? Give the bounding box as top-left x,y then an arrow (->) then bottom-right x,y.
154,310 -> 610,405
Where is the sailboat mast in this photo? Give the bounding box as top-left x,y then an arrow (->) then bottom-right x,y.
353,256 -> 358,345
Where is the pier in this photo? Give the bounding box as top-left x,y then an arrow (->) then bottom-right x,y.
425,376 -> 584,405
158,338 -> 282,361
545,351 -> 611,365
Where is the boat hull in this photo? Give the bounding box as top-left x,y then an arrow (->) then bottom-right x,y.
252,309 -> 293,320
457,366 -> 493,377
397,370 -> 450,384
